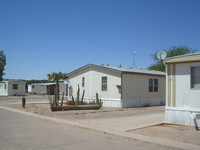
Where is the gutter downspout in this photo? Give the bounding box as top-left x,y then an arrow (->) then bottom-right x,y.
163,60 -> 167,124
163,61 -> 167,107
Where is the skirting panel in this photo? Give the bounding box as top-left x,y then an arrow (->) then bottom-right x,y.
165,109 -> 200,126
122,98 -> 165,108
69,97 -> 165,108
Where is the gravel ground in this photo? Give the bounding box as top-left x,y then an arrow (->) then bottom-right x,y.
7,103 -> 164,120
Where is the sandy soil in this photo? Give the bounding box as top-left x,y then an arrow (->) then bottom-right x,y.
131,124 -> 200,146
7,103 -> 164,120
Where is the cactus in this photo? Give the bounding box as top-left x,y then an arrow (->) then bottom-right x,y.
49,91 -> 59,107
22,97 -> 26,108
77,84 -> 80,105
53,91 -> 59,106
81,89 -> 85,104
72,96 -> 75,105
60,92 -> 64,106
96,92 -> 103,107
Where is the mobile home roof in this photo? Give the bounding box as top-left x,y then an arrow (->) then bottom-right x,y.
67,64 -> 165,76
164,53 -> 200,64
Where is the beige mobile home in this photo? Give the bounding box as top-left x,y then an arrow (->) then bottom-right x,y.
0,80 -> 26,96
67,64 -> 165,108
164,53 -> 200,126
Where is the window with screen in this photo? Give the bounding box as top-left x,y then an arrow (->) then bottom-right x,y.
101,76 -> 107,91
191,67 -> 200,89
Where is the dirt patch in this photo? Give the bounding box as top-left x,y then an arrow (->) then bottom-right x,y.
7,103 -> 164,121
131,124 -> 200,146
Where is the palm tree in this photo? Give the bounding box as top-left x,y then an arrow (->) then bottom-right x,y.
47,72 -> 68,101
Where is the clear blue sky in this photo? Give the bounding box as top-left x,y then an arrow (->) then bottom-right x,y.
0,0 -> 200,80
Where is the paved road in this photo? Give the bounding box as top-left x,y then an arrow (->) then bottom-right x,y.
0,108 -> 174,150
1,96 -> 199,150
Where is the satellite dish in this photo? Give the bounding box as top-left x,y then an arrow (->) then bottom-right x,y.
64,80 -> 68,84
157,50 -> 167,60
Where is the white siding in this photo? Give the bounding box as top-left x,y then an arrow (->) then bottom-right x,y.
68,68 -> 92,98
175,62 -> 200,109
68,68 -> 121,107
165,108 -> 200,126
122,98 -> 165,108
165,62 -> 200,126
0,82 -> 8,96
0,81 -> 26,96
28,85 -> 32,93
8,82 -> 26,96
122,74 -> 165,107
90,70 -> 121,99
68,65 -> 166,108
32,84 -> 47,94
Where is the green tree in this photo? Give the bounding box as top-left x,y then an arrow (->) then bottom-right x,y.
148,46 -> 197,72
26,79 -> 50,85
0,50 -> 6,81
47,72 -> 68,100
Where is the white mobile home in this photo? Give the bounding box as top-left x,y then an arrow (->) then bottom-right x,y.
67,64 -> 165,108
164,53 -> 200,126
28,82 -> 68,95
0,80 -> 26,96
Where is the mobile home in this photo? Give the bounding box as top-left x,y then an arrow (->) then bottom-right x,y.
0,80 -> 26,96
67,64 -> 166,108
164,53 -> 200,126
28,82 -> 68,95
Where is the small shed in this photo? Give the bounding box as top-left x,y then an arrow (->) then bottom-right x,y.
0,80 -> 26,96
67,64 -> 166,108
164,53 -> 200,126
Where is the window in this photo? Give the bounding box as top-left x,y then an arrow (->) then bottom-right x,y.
149,78 -> 158,92
13,84 -> 18,90
4,84 -> 6,89
149,79 -> 153,92
191,67 -> 200,89
32,85 -> 35,89
154,79 -> 158,92
82,77 -> 85,87
101,76 -> 107,91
